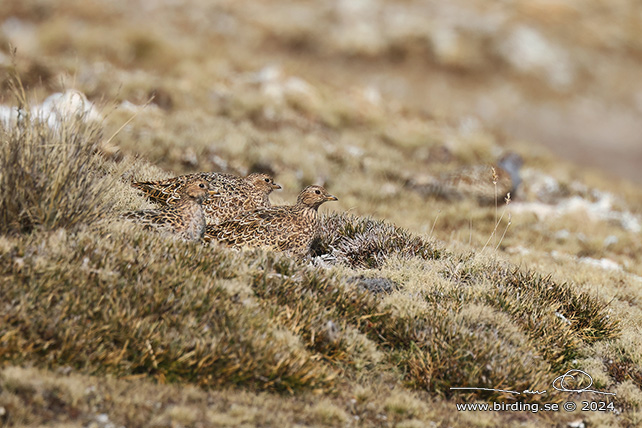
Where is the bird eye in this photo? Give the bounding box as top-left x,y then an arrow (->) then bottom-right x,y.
315,190 -> 321,195
264,178 -> 270,182
199,183 -> 205,188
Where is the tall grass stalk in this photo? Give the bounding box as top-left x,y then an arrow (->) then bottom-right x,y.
0,77 -> 117,234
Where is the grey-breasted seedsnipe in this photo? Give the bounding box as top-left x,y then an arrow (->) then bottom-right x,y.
132,172 -> 281,225
203,185 -> 338,257
123,178 -> 209,241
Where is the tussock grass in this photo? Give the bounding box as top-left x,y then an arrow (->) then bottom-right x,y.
0,79 -> 118,235
252,256 -> 384,370
0,80 -> 333,392
0,227 -> 333,393
250,254 -> 619,403
312,213 -> 444,268
439,260 -> 620,371
355,295 -> 554,403
484,266 -> 620,342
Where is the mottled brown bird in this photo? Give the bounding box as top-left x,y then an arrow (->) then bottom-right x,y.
131,172 -> 281,224
409,153 -> 523,204
203,185 -> 338,257
123,178 -> 209,241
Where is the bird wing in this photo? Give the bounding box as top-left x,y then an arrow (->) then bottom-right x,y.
133,172 -> 223,205
204,207 -> 289,246
131,176 -> 190,204
122,208 -> 178,233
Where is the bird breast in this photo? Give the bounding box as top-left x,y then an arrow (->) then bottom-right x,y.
180,203 -> 206,240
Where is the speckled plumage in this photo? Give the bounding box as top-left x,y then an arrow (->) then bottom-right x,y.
410,153 -> 523,204
203,185 -> 338,257
132,172 -> 281,225
123,178 -> 209,241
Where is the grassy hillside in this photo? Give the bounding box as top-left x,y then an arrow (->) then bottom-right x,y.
2,1 -> 642,427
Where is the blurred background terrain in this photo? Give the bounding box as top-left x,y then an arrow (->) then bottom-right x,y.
2,0 -> 641,182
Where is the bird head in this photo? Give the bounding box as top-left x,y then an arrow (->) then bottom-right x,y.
247,173 -> 282,193
183,178 -> 210,202
297,185 -> 338,209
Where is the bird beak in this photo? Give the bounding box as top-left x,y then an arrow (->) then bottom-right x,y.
273,183 -> 282,189
326,194 -> 338,201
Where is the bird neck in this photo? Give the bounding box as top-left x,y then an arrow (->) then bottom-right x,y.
175,195 -> 201,206
294,202 -> 320,213
261,192 -> 271,205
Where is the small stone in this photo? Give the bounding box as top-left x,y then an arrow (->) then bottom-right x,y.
348,276 -> 399,295
568,420 -> 585,428
555,229 -> 570,241
603,235 -> 618,247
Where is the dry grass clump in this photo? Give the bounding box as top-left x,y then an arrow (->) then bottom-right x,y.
485,266 -> 620,342
0,80 -> 117,235
0,365 -> 321,428
252,256 -> 385,370
605,357 -> 642,391
345,257 -> 621,402
252,257 -> 551,402
373,305 -> 552,403
0,226 -> 333,393
312,213 -> 444,268
438,259 -> 620,372
248,220 -> 625,403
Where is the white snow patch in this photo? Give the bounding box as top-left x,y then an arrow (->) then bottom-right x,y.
36,90 -> 102,127
506,245 -> 531,255
499,25 -> 574,89
580,257 -> 621,271
0,90 -> 102,129
117,100 -> 160,114
511,190 -> 641,233
0,105 -> 19,125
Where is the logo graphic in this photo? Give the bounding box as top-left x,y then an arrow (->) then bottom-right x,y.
450,369 -> 616,396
